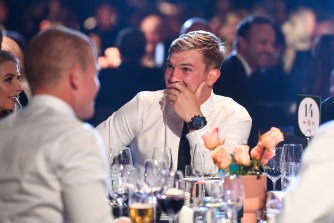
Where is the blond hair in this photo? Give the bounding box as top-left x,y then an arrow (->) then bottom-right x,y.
169,30 -> 225,70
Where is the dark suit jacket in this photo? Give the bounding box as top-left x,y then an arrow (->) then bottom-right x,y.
321,96 -> 334,125
214,54 -> 257,115
214,54 -> 259,147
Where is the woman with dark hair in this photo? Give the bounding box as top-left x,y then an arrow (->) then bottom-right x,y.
303,34 -> 334,99
0,50 -> 22,119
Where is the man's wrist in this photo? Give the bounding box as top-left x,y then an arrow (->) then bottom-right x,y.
187,115 -> 207,131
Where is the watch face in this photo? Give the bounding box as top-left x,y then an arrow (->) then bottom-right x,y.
192,116 -> 205,129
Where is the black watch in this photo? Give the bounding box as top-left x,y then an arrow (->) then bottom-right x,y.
187,115 -> 207,130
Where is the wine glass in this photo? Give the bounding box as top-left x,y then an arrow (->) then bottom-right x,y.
144,159 -> 169,222
191,179 -> 225,222
283,162 -> 301,190
109,146 -> 133,167
129,187 -> 155,223
152,147 -> 172,171
144,159 -> 168,193
280,144 -> 303,190
223,174 -> 245,223
109,165 -> 136,217
157,171 -> 185,223
264,147 -> 283,191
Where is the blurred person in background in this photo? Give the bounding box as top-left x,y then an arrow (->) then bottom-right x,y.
140,14 -> 166,68
216,9 -> 249,55
251,24 -> 293,130
320,70 -> 334,124
85,3 -> 121,56
89,27 -> 164,126
0,50 -> 22,119
214,15 -> 276,147
179,17 -> 210,35
281,7 -> 316,99
303,34 -> 334,100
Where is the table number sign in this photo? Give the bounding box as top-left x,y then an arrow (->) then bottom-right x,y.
297,94 -> 321,138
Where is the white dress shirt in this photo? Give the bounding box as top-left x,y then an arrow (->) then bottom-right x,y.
97,90 -> 251,174
0,95 -> 113,223
276,121 -> 334,222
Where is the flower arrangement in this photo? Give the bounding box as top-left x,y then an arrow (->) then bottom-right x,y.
201,127 -> 284,175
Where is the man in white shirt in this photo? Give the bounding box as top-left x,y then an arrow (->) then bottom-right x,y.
0,27 -> 128,223
97,30 -> 252,175
276,121 -> 334,222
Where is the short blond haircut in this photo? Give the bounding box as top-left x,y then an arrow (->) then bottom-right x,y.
168,30 -> 225,70
24,26 -> 94,91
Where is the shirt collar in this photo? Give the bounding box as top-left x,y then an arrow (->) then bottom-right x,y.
235,52 -> 253,77
30,94 -> 76,118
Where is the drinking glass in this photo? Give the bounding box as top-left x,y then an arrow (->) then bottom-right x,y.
223,175 -> 245,223
185,164 -> 203,178
157,171 -> 186,223
144,159 -> 168,193
144,159 -> 168,222
264,147 -> 283,191
152,147 -> 172,171
129,187 -> 155,223
282,162 -> 301,190
109,146 -> 133,167
109,165 -> 136,217
280,144 -> 303,190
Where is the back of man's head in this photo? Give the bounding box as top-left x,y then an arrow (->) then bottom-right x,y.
169,30 -> 225,70
116,27 -> 146,63
24,26 -> 93,92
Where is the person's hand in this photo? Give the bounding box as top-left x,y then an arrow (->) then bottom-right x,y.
113,217 -> 131,223
164,81 -> 205,123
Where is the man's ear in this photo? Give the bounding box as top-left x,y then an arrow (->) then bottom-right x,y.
206,69 -> 221,86
68,65 -> 81,90
238,36 -> 248,52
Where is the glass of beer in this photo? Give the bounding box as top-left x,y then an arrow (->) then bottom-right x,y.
129,187 -> 155,223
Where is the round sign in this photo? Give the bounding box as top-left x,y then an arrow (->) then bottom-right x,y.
297,97 -> 320,137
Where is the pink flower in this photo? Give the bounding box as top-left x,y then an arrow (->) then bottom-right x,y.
210,145 -> 232,169
202,128 -> 221,150
260,127 -> 284,151
250,144 -> 275,165
250,144 -> 263,160
233,145 -> 251,166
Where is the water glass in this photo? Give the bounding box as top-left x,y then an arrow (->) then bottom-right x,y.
264,147 -> 282,191
282,162 -> 301,191
185,164 -> 203,178
152,147 -> 172,171
281,144 -> 303,190
223,175 -> 245,223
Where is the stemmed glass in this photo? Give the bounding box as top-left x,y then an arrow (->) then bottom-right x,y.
109,165 -> 136,217
223,174 -> 245,223
152,147 -> 172,171
264,147 -> 283,191
280,144 -> 303,190
157,171 -> 186,223
144,159 -> 168,193
144,159 -> 168,222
